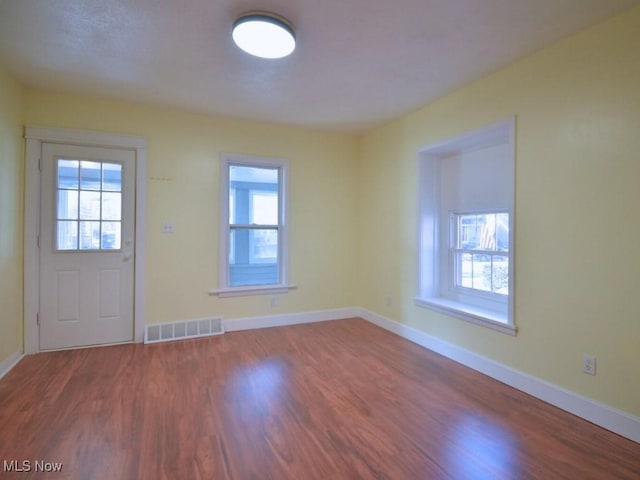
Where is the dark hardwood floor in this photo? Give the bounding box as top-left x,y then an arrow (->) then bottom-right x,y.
0,318 -> 638,479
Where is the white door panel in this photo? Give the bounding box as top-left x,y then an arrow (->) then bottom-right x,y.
40,143 -> 135,350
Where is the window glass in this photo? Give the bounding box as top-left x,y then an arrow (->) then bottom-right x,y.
79,191 -> 101,220
250,228 -> 278,263
79,221 -> 101,250
57,190 -> 78,219
57,221 -> 78,250
251,191 -> 278,225
56,159 -> 123,251
102,192 -> 122,221
102,163 -> 122,192
80,161 -> 101,190
57,160 -> 79,189
230,165 -> 278,185
101,222 -> 121,250
453,212 -> 509,295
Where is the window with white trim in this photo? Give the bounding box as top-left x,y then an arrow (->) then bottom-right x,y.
416,118 -> 516,335
213,154 -> 291,297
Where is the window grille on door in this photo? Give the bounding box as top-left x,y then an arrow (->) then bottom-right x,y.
55,159 -> 123,251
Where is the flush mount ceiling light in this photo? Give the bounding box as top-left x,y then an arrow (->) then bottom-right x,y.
232,12 -> 296,59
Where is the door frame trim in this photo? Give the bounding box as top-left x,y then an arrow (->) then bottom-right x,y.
24,126 -> 147,353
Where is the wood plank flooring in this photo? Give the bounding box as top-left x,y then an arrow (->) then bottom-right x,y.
0,318 -> 638,479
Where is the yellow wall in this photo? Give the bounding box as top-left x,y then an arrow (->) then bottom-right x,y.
358,7 -> 640,416
23,92 -> 360,324
0,66 -> 23,365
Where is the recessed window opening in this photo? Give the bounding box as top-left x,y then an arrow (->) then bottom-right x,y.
416,118 -> 516,335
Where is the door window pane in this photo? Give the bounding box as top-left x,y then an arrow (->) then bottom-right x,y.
79,191 -> 101,220
79,221 -> 101,250
101,222 -> 121,249
57,160 -> 79,189
57,221 -> 78,250
102,163 -> 122,191
102,192 -> 122,221
80,161 -> 102,190
57,190 -> 78,220
56,159 -> 124,251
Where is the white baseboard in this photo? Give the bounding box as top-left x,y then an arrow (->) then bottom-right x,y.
357,308 -> 640,444
0,351 -> 24,381
224,307 -> 362,332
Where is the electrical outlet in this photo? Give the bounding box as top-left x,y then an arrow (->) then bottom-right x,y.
582,354 -> 596,376
270,296 -> 278,308
385,294 -> 392,307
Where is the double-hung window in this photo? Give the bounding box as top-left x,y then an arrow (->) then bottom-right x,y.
213,154 -> 291,297
451,211 -> 509,296
416,118 -> 515,334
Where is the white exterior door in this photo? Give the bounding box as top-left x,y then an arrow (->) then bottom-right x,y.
39,143 -> 136,350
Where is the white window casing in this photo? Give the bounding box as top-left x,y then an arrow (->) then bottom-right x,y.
209,153 -> 295,297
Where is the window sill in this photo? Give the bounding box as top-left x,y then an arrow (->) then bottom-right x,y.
414,296 -> 516,336
209,284 -> 297,298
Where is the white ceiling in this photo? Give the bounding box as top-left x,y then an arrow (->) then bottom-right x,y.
0,0 -> 637,134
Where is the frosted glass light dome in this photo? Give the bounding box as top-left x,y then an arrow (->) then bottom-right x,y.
232,13 -> 296,59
